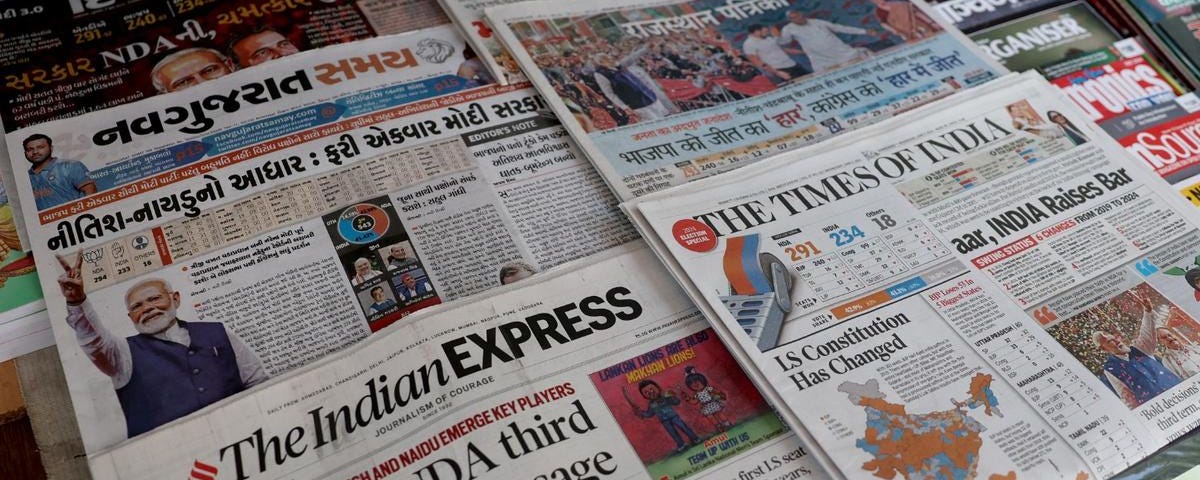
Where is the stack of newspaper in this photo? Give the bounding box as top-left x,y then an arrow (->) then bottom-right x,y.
5,0 -> 1200,479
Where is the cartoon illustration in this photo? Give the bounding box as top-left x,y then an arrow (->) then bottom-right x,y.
589,330 -> 786,479
683,366 -> 733,430
625,380 -> 701,452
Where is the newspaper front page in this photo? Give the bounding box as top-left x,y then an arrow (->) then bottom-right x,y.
485,0 -> 1004,200
84,244 -> 829,480
630,72 -> 1200,479
5,27 -> 639,453
0,0 -> 452,360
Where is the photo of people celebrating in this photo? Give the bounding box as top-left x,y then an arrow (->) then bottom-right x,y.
1046,284 -> 1200,408
512,0 -> 937,132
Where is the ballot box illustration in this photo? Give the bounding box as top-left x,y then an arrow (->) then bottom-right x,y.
719,233 -> 793,351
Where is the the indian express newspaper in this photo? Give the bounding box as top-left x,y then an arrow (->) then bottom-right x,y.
6,28 -> 638,453
484,0 -> 1004,200
629,72 -> 1200,479
84,244 -> 827,480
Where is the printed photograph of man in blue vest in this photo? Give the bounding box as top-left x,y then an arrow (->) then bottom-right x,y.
55,251 -> 268,438
1093,293 -> 1183,408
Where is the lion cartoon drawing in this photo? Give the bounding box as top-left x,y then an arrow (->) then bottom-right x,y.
416,39 -> 455,63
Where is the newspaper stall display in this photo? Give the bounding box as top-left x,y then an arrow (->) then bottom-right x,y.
485,0 -> 1003,200
1118,0 -> 1200,86
438,0 -> 527,83
5,27 -> 639,453
629,72 -> 1200,479
82,244 -> 828,480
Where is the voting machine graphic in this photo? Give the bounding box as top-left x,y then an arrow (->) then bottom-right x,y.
719,233 -> 793,351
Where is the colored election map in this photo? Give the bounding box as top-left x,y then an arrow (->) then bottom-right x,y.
839,374 -> 1004,480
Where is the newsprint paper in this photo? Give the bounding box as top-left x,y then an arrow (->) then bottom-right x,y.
0,0 -> 451,361
5,27 -> 640,454
486,0 -> 1004,200
88,244 -> 828,480
437,0 -> 527,84
629,72 -> 1200,479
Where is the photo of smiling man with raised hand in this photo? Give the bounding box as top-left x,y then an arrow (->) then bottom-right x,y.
55,251 -> 267,438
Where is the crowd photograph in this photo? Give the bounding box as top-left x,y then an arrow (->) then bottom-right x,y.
512,0 -> 940,132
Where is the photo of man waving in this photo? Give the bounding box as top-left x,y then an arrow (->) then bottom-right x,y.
56,251 -> 267,438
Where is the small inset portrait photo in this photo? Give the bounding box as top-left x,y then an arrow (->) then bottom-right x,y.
358,284 -> 399,318
346,255 -> 386,287
392,268 -> 435,304
379,241 -> 418,272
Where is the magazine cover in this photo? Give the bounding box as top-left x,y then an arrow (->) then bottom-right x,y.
1046,39 -> 1181,122
589,328 -> 788,480
971,1 -> 1122,71
933,0 -> 1069,32
1100,94 -> 1200,207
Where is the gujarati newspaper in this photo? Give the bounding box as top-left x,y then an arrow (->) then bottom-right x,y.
5,27 -> 639,454
0,0 -> 452,360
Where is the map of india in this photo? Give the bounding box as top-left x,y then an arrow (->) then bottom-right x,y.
838,374 -> 1005,480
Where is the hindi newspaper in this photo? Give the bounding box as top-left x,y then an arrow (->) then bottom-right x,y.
83,244 -> 830,480
629,71 -> 1200,479
485,0 -> 1004,200
5,27 -> 640,454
